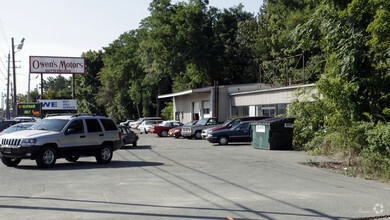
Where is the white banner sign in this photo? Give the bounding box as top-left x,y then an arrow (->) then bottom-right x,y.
30,56 -> 85,74
39,100 -> 77,110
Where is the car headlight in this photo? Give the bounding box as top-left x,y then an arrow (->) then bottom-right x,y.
206,134 -> 213,138
21,139 -> 37,146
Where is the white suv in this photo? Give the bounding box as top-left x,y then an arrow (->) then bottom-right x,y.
0,114 -> 122,168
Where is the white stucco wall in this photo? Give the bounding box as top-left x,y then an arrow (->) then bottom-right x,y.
231,84 -> 316,106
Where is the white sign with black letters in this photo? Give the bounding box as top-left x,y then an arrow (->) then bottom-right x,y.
30,56 -> 85,74
39,100 -> 77,110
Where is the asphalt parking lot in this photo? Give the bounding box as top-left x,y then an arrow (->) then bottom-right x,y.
0,132 -> 389,220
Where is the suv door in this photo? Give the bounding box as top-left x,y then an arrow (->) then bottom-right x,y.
60,119 -> 89,153
84,118 -> 104,149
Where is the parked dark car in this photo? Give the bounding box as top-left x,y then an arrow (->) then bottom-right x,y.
119,125 -> 139,147
0,122 -> 35,136
0,120 -> 18,132
206,121 -> 254,145
201,116 -> 271,138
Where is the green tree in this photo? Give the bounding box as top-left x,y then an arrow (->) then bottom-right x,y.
76,50 -> 105,115
97,30 -> 146,122
43,75 -> 72,99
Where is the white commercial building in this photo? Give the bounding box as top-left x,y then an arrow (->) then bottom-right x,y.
158,83 -> 316,123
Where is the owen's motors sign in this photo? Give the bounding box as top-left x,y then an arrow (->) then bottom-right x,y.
30,56 -> 85,74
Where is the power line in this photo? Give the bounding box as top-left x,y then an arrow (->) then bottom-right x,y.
0,18 -> 10,50
0,55 -> 8,70
0,68 -> 7,84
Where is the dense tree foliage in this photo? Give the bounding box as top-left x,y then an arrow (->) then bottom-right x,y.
287,0 -> 390,180
36,0 -> 389,179
75,50 -> 105,116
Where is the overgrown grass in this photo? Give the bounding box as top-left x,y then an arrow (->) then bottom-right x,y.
300,122 -> 390,182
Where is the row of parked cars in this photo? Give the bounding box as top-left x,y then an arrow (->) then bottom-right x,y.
121,116 -> 271,145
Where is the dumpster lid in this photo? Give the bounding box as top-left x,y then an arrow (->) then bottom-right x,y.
252,117 -> 295,124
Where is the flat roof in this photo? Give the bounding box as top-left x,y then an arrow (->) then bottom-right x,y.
229,83 -> 316,96
158,87 -> 211,99
158,83 -> 263,99
158,83 -> 316,99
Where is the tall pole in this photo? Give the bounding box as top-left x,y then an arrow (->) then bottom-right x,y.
6,53 -> 10,119
11,38 -> 17,118
27,72 -> 30,102
41,73 -> 43,99
72,75 -> 75,99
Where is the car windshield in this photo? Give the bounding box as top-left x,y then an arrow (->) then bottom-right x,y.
2,124 -> 33,133
184,121 -> 196,126
136,118 -> 144,123
197,118 -> 209,126
30,119 -> 69,132
222,119 -> 233,126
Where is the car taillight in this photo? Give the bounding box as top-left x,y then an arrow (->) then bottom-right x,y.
119,132 -> 122,140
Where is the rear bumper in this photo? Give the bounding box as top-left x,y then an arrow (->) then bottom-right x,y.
113,140 -> 123,151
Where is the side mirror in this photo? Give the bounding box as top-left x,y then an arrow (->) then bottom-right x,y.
65,128 -> 77,135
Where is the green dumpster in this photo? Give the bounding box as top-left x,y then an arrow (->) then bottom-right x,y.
251,117 -> 295,150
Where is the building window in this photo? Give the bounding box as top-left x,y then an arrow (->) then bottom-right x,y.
232,106 -> 249,116
261,105 -> 275,116
234,104 -> 289,117
203,101 -> 210,115
277,104 -> 288,116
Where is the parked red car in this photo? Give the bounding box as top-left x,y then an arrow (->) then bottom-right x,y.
168,120 -> 198,138
150,121 -> 183,137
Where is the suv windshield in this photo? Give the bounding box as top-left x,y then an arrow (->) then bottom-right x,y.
30,119 -> 69,132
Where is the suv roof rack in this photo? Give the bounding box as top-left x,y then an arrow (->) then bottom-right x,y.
71,113 -> 97,118
45,113 -> 100,118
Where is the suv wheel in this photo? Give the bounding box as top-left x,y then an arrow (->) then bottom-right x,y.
132,141 -> 137,147
2,157 -> 21,167
96,144 -> 113,164
36,147 -> 57,168
218,136 -> 229,145
195,131 -> 202,139
65,155 -> 80,162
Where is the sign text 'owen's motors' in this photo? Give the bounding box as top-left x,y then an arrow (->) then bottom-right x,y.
30,56 -> 85,74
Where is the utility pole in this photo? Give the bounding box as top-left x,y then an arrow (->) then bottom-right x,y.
6,52 -> 10,119
11,38 -> 17,118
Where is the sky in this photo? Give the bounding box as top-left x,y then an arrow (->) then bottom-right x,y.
0,0 -> 264,102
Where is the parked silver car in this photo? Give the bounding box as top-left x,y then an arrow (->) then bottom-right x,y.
138,120 -> 163,134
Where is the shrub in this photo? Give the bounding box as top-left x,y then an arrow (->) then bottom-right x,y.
361,122 -> 390,180
161,102 -> 173,120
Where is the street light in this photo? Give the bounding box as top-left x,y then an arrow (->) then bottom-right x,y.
11,37 -> 25,118
17,38 -> 25,50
